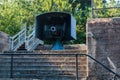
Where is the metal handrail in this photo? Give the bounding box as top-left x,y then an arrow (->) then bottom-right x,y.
86,54 -> 120,79
26,28 -> 43,51
10,27 -> 43,51
1,52 -> 120,79
1,52 -> 80,79
12,27 -> 26,39
10,27 -> 26,51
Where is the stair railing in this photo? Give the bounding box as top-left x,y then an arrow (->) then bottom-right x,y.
86,54 -> 120,80
1,52 -> 120,79
25,27 -> 43,51
10,27 -> 26,51
88,32 -> 119,79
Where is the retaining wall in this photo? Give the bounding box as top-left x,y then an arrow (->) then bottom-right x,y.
87,17 -> 120,80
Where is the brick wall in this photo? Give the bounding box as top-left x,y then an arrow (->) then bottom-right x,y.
87,17 -> 120,79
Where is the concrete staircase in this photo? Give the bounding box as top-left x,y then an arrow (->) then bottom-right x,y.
0,54 -> 11,78
17,43 -> 26,50
0,50 -> 88,80
9,27 -> 43,51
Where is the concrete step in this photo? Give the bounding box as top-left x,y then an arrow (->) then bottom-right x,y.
0,65 -> 87,71
17,43 -> 26,50
11,58 -> 87,62
0,55 -> 87,60
12,75 -> 76,79
0,59 -> 86,63
12,62 -> 87,66
12,71 -> 87,78
0,78 -> 87,80
0,70 -> 87,75
0,71 -> 87,79
12,57 -> 87,61
12,68 -> 74,71
12,62 -> 87,65
0,78 -> 76,80
0,58 -> 87,63
0,51 -> 88,79
0,75 -> 10,78
13,65 -> 86,69
0,63 -> 87,66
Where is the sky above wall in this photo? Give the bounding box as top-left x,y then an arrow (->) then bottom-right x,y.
106,0 -> 120,2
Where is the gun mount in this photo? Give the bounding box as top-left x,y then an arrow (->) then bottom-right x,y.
35,12 -> 76,50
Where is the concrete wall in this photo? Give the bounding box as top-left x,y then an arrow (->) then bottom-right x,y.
0,46 -> 88,79
0,31 -> 10,52
35,44 -> 88,79
87,17 -> 120,80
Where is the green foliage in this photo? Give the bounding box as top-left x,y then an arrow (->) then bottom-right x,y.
94,0 -> 120,18
1,0 -> 120,44
0,0 -> 89,43
0,0 -> 22,35
0,0 -> 90,43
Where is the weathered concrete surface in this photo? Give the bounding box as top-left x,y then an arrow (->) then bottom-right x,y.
35,44 -> 86,51
35,49 -> 88,79
87,17 -> 120,80
0,31 -> 10,52
0,47 -> 88,80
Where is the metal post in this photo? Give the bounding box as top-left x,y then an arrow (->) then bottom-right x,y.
87,54 -> 120,78
10,54 -> 13,78
76,54 -> 78,80
25,27 -> 28,50
18,32 -> 21,47
91,0 -> 95,18
11,37 -> 14,51
9,37 -> 12,51
25,27 -> 27,47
